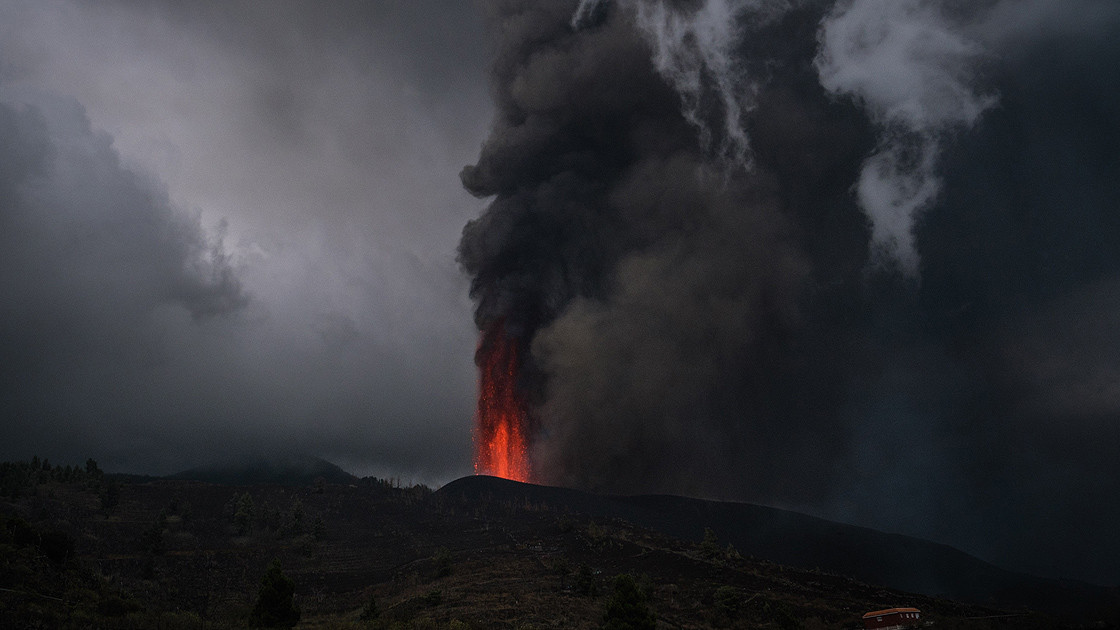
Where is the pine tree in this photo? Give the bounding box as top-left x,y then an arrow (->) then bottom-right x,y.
234,492 -> 255,535
249,559 -> 300,628
700,527 -> 721,559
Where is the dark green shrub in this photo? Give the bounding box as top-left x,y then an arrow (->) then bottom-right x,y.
359,594 -> 380,621
766,601 -> 801,630
138,512 -> 166,556
433,546 -> 452,577
602,573 -> 655,630
714,585 -> 742,620
700,527 -> 721,559
575,563 -> 599,596
279,499 -> 304,538
39,529 -> 75,564
99,593 -> 143,616
234,492 -> 255,535
249,559 -> 300,628
422,589 -> 443,607
5,516 -> 38,547
100,478 -> 120,509
552,556 -> 571,581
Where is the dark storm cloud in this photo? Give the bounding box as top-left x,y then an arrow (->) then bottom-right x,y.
0,1 -> 493,484
0,94 -> 244,323
460,0 -> 1120,584
0,93 -> 245,454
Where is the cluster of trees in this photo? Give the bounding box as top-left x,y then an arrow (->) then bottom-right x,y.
0,456 -> 106,497
700,527 -> 742,562
0,456 -> 124,511
225,492 -> 325,540
2,507 -> 301,628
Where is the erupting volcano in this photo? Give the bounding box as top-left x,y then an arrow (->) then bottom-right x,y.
473,322 -> 531,482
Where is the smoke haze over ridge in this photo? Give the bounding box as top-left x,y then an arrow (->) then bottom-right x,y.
460,0 -> 1120,586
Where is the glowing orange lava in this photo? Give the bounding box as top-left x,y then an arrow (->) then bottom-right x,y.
474,322 -> 531,482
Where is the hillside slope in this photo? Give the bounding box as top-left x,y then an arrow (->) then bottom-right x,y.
439,475 -> 1119,617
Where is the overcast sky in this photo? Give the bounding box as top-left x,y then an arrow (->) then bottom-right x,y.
0,1 -> 493,482
2,0 -> 1119,589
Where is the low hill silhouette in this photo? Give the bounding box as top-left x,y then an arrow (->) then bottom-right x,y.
167,454 -> 357,486
439,475 -> 1119,618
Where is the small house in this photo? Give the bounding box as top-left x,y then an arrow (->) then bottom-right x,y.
862,607 -> 921,629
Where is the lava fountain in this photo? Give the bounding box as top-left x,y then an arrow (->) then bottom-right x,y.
474,322 -> 531,482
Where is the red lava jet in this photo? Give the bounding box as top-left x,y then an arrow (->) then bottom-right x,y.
473,322 -> 531,482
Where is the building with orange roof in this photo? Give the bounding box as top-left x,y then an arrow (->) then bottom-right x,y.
862,607 -> 921,629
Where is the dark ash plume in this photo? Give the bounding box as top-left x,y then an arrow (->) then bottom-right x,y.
461,0 -> 1120,586
459,0 -> 875,501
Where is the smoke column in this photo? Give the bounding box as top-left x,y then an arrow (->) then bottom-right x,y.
575,0 -> 797,169
460,0 -> 848,493
460,0 -> 1120,586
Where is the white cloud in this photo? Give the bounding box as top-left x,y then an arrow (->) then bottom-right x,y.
816,0 -> 996,275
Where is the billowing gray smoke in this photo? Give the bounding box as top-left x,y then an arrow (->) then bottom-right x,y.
460,0 -> 869,499
460,0 -> 1120,586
